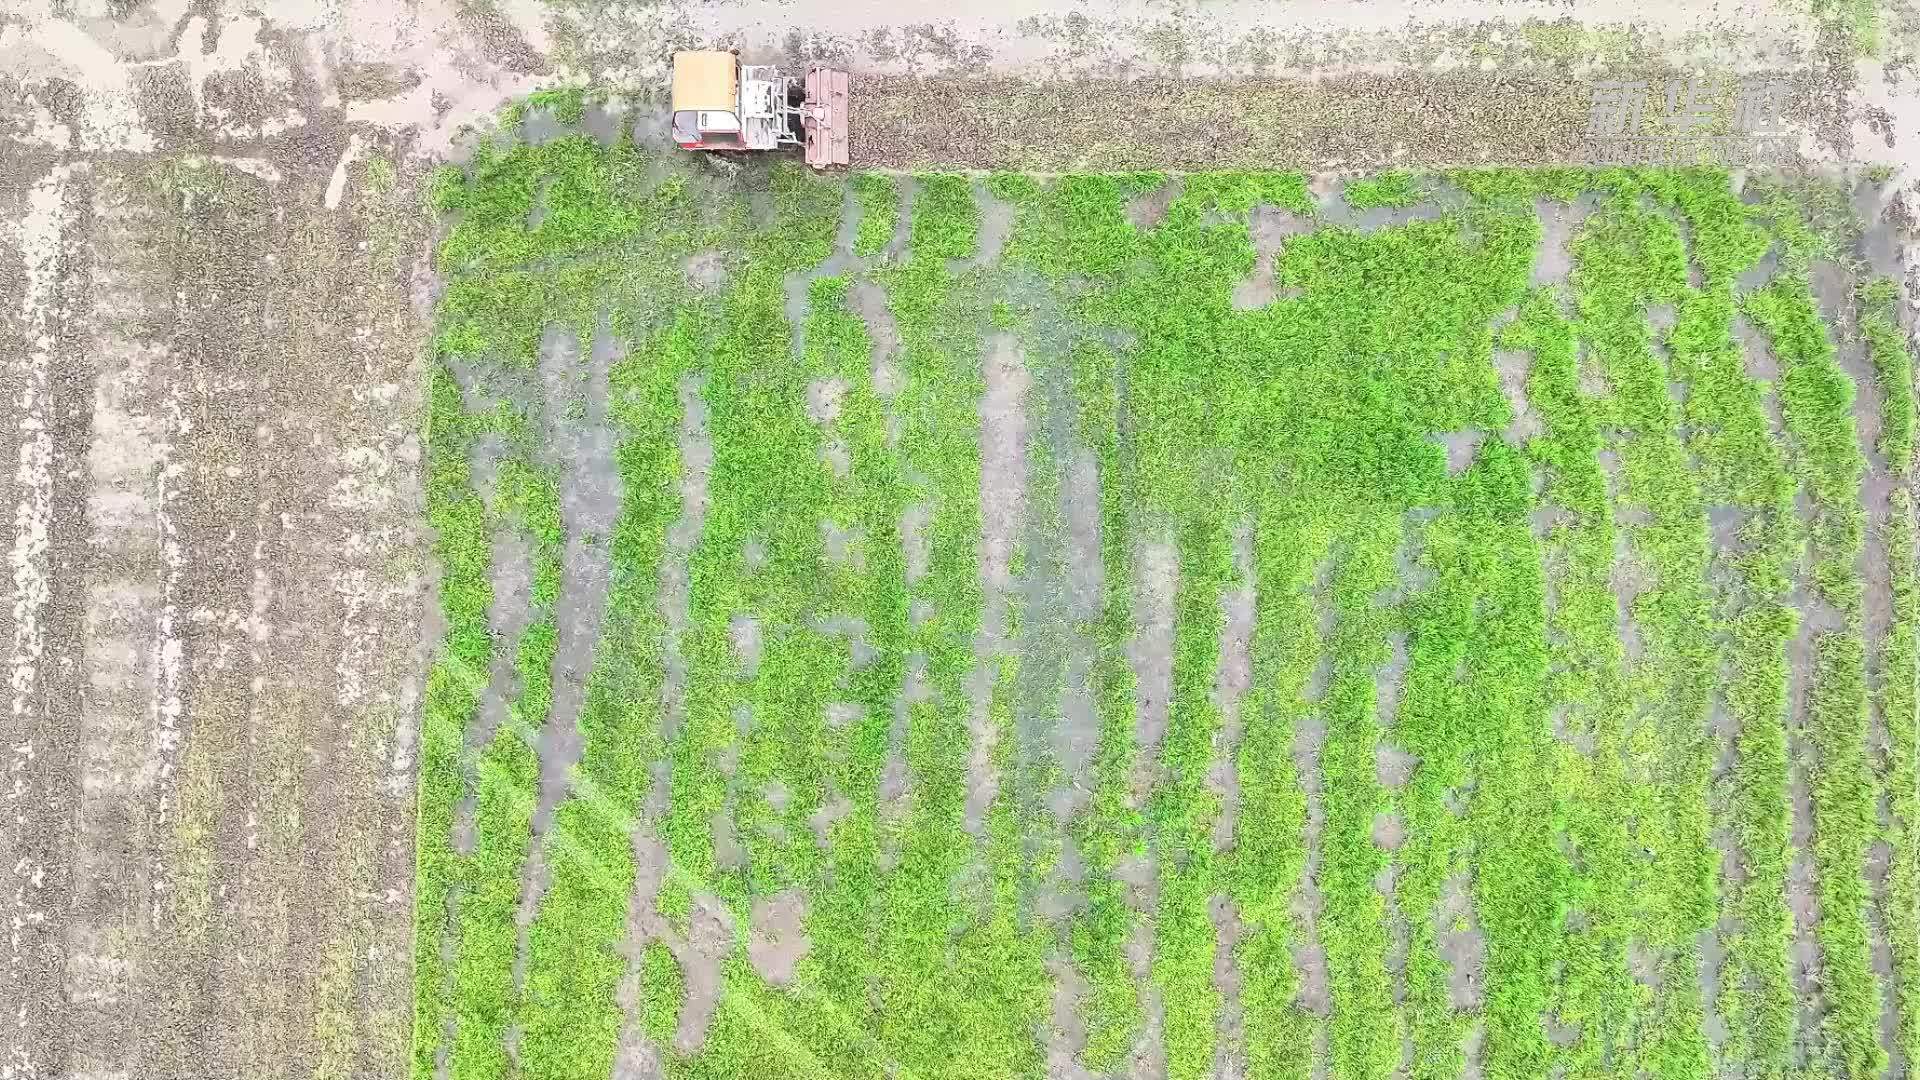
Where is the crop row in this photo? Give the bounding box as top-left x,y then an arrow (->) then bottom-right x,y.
1746,274 -> 1885,1079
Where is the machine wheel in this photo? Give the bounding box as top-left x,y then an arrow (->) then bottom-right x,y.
699,153 -> 742,178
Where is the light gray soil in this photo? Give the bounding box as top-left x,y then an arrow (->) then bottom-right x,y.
614,827 -> 671,1080
1125,176 -> 1185,231
1461,1024 -> 1487,1080
1211,522 -> 1257,853
1786,563 -> 1827,1052
1048,954 -> 1098,1080
1132,536 -> 1180,801
1812,251 -> 1908,1072
1531,194 -> 1599,288
745,889 -> 811,987
1127,922 -> 1169,1080
728,614 -> 763,681
1213,895 -> 1249,1079
1293,559 -> 1336,1018
683,251 -> 727,290
1603,448 -> 1652,666
1435,429 -> 1487,476
1494,348 -> 1542,445
1055,446 -> 1106,814
880,652 -> 931,861
1700,923 -> 1733,1052
660,374 -> 713,742
882,176 -> 918,265
458,525 -> 535,859
973,182 -> 1018,271
1319,193 -> 1449,234
671,892 -> 737,1054
1376,744 -> 1419,790
1438,872 -> 1486,1011
966,333 -> 1031,836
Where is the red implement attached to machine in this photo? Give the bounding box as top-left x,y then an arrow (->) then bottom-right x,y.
802,67 -> 849,169
798,67 -> 852,169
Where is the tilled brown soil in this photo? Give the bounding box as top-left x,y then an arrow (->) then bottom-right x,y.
853,72 -> 1593,172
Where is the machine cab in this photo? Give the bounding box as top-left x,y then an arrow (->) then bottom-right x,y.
669,49 -> 849,168
671,50 -> 744,150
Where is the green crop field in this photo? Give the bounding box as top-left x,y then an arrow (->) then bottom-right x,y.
413,97 -> 1919,1080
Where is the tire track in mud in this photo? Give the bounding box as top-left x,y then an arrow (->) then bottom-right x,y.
55,163 -> 183,1080
968,331 -> 1029,843
166,163 -> 279,1080
1210,522 -> 1258,1079
1,151 -> 89,1080
267,168 -> 426,1080
510,320 -> 620,1043
1126,533 -> 1178,1080
1814,260 -> 1907,1074
4,151 -> 425,1080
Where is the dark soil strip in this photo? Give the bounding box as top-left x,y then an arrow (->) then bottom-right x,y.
851,73 -> 1589,172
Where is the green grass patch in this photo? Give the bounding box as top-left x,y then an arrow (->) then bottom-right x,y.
1341,171 -> 1422,211
851,173 -> 898,257
1746,275 -> 1884,1079
414,124 -> 1901,1080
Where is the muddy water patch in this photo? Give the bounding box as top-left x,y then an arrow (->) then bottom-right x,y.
1784,571 -> 1826,1042
1813,262 -> 1896,650
1532,193 -> 1598,288
955,179 -> 1014,274
512,320 -> 623,1005
1210,521 -> 1256,853
745,889 -> 810,986
1132,535 -> 1179,801
530,319 -> 622,830
964,332 -> 1030,836
669,892 -> 736,1054
1232,205 -> 1310,311
1293,558 -> 1335,1020
660,373 -> 711,741
1737,245 -> 1781,292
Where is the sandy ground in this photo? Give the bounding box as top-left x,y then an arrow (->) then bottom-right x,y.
3,1 -> 1920,1078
